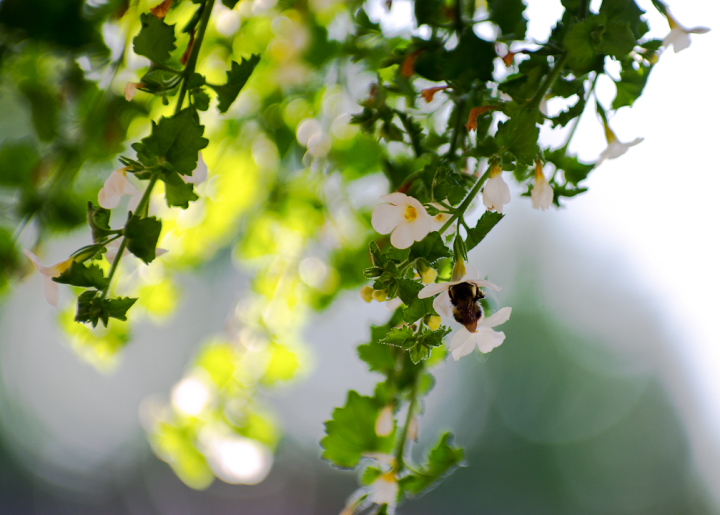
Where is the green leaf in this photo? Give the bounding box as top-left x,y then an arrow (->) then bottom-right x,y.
545,148 -> 594,187
87,202 -> 114,243
599,21 -> 636,58
600,0 -> 647,39
133,13 -> 176,64
103,296 -> 137,322
380,326 -> 415,347
75,291 -> 136,327
53,261 -> 108,290
465,211 -> 504,252
210,55 -> 261,114
612,57 -> 654,109
563,16 -> 605,75
160,169 -> 199,208
358,341 -> 397,373
488,0 -> 527,39
125,215 -> 162,264
414,0 -> 444,27
403,297 -> 435,325
360,465 -> 383,486
399,433 -> 464,497
495,108 -> 540,165
191,88 -> 210,111
221,0 -> 240,8
137,108 -> 208,175
0,139 -> 38,187
320,391 -> 394,469
397,278 -> 422,305
414,29 -> 495,84
409,232 -> 452,264
18,81 -> 59,141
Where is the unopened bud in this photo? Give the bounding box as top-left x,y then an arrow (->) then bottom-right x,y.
421,268 -> 437,284
426,315 -> 442,331
372,289 -> 387,302
360,285 -> 374,303
451,259 -> 466,282
375,405 -> 394,436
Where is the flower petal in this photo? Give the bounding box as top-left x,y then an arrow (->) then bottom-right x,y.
475,327 -> 506,353
417,282 -> 450,299
371,204 -> 403,235
688,27 -> 710,34
23,249 -> 52,276
408,214 -> 435,243
462,263 -> 480,281
390,223 -> 415,249
384,297 -> 403,311
43,275 -> 59,307
479,306 -> 512,328
98,186 -> 121,209
379,192 -> 411,206
448,329 -> 476,361
433,291 -> 454,319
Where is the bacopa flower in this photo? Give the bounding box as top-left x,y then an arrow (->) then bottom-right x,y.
448,307 -> 512,361
418,263 -> 501,323
596,125 -> 643,168
181,152 -> 208,185
98,167 -> 140,209
341,454 -> 398,515
662,10 -> 710,53
23,250 -> 73,306
371,192 -> 435,249
531,159 -> 553,211
482,162 -> 511,213
369,471 -> 399,508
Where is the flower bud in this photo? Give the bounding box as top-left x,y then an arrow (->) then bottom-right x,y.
426,315 -> 442,331
375,405 -> 394,436
360,285 -> 374,303
372,289 -> 387,302
416,259 -> 437,284
451,259 -> 466,282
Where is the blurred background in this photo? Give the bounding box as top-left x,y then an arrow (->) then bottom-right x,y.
1,0 -> 719,513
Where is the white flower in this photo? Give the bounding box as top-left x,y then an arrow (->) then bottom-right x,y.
23,250 -> 73,306
596,126 -> 643,168
375,406 -> 394,436
369,472 -> 398,508
662,11 -> 709,53
98,167 -> 139,209
181,152 -> 209,185
371,192 -> 435,249
418,263 -> 501,325
448,307 -> 512,360
429,201 -> 452,227
531,160 -> 553,211
482,163 -> 511,213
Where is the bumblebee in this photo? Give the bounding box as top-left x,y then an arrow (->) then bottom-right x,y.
448,282 -> 485,333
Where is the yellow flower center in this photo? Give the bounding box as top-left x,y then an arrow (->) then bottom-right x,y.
404,205 -> 418,222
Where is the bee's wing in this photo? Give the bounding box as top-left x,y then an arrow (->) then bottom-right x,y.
432,291 -> 454,319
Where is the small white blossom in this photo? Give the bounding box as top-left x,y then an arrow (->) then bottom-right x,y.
531,160 -> 553,211
371,192 -> 435,249
98,167 -> 140,209
448,307 -> 512,360
482,163 -> 511,213
375,405 -> 394,436
384,297 -> 403,311
181,152 -> 209,185
596,126 -> 643,168
369,472 -> 399,508
662,11 -> 709,53
23,250 -> 73,306
418,263 -> 501,322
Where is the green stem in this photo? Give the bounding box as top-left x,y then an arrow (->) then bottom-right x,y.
100,174 -> 159,300
394,370 -> 420,474
99,0 -> 214,301
437,172 -> 485,235
528,53 -> 569,110
175,0 -> 214,114
561,72 -> 599,152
